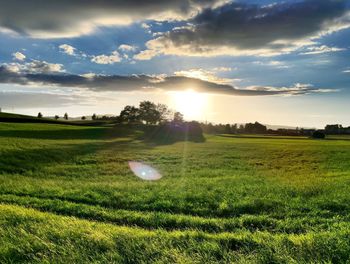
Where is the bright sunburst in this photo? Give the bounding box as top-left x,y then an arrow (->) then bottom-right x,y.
171,90 -> 208,121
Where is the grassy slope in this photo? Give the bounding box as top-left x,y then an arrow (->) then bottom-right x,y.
0,112 -> 112,126
1,122 -> 350,263
0,112 -> 65,124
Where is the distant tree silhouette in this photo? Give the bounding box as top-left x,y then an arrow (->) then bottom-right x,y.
173,112 -> 184,123
245,122 -> 267,134
149,121 -> 204,143
81,116 -> 86,120
232,124 -> 238,133
325,124 -> 342,134
37,112 -> 43,118
156,103 -> 172,123
225,124 -> 232,134
119,105 -> 140,123
92,113 -> 97,120
312,130 -> 325,139
64,113 -> 68,120
117,101 -> 181,125
139,101 -> 160,124
54,115 -> 59,120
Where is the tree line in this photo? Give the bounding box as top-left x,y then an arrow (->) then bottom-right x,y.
201,122 -> 267,134
36,101 -> 350,137
37,101 -> 184,124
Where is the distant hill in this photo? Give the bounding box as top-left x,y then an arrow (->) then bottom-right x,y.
0,112 -> 69,124
0,112 -> 117,127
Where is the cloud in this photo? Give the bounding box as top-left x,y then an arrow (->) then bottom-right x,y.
91,51 -> 122,64
141,23 -> 151,29
118,44 -> 137,52
135,0 -> 349,59
300,45 -> 346,55
4,60 -> 64,74
174,68 -> 234,84
134,49 -> 159,60
246,83 -> 340,96
59,44 -> 76,56
0,64 -> 337,96
0,0 -> 219,38
212,67 -> 234,72
253,60 -> 290,69
343,69 -> 350,73
12,52 -> 26,61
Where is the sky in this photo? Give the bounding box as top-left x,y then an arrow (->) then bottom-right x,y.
0,0 -> 349,128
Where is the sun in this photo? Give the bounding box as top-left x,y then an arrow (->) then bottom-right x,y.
171,90 -> 208,120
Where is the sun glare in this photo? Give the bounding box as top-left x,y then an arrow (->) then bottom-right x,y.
171,90 -> 208,120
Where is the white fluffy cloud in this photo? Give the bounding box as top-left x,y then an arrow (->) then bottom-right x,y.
174,68 -> 233,84
253,61 -> 290,69
212,67 -> 234,72
301,45 -> 346,55
91,51 -> 122,64
59,44 -> 76,56
4,60 -> 64,74
12,52 -> 26,61
118,44 -> 137,52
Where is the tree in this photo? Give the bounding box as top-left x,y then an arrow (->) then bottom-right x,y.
139,101 -> 160,124
37,112 -> 43,118
173,111 -> 184,123
231,124 -> 238,134
225,124 -> 232,134
92,113 -> 97,120
156,103 -> 172,123
312,130 -> 325,139
325,124 -> 342,134
64,113 -> 68,120
81,116 -> 86,120
54,115 -> 59,120
245,122 -> 267,134
119,105 -> 140,123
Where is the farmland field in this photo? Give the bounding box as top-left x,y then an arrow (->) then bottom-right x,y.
1,122 -> 350,263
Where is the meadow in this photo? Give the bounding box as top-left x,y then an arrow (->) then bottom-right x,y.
1,122 -> 350,263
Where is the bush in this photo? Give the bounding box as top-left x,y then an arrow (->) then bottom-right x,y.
146,121 -> 205,143
312,130 -> 325,139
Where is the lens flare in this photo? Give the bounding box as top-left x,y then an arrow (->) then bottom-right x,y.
128,161 -> 162,181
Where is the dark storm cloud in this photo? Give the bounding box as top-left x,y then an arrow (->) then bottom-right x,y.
0,65 -> 335,96
0,0 -> 216,37
191,0 -> 347,48
137,0 -> 349,58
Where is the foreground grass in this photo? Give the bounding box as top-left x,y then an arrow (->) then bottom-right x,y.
1,122 -> 350,263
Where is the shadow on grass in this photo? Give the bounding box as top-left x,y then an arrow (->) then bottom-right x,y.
139,122 -> 206,146
0,122 -> 207,146
0,126 -> 141,140
0,123 -> 206,174
0,138 -> 144,175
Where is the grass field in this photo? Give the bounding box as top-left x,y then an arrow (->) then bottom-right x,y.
1,122 -> 350,263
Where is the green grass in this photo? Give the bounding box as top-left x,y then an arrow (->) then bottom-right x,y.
0,112 -> 113,126
1,122 -> 350,263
